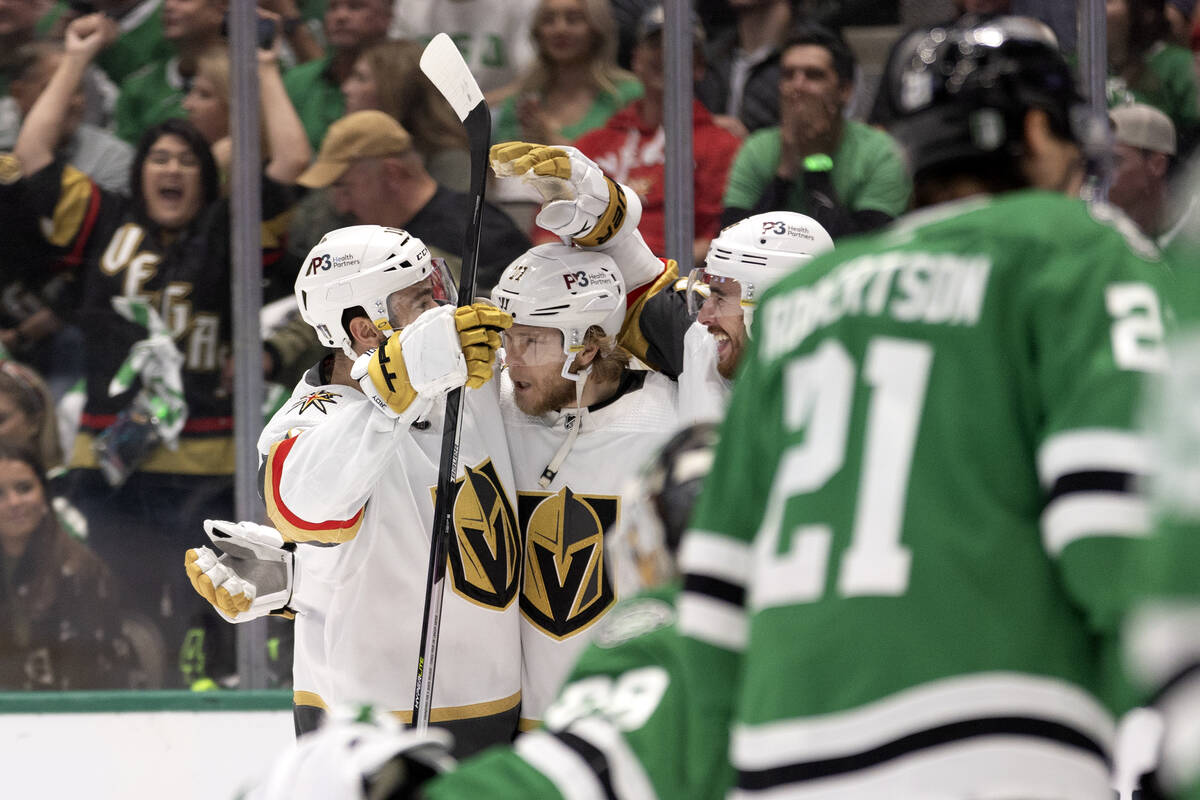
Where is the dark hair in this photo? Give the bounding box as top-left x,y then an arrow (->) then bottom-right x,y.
782,22 -> 856,85
0,440 -> 48,495
130,118 -> 221,223
1127,0 -> 1170,58
0,361 -> 62,470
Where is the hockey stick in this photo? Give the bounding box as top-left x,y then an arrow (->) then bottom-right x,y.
412,33 -> 491,734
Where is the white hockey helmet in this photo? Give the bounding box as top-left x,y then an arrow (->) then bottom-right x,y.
688,212 -> 834,318
491,243 -> 626,380
294,225 -> 455,358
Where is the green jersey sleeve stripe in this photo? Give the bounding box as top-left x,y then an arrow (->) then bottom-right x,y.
733,718 -> 1109,795
554,731 -> 621,800
1041,493 -> 1150,556
728,672 -> 1114,771
678,592 -> 747,651
678,531 -> 752,585
515,730 -> 610,800
566,716 -> 659,800
1037,429 -> 1153,487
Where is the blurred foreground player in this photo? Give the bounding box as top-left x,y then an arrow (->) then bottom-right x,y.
674,14 -> 1173,799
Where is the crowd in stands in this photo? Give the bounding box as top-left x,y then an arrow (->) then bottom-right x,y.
2,0 -> 1200,692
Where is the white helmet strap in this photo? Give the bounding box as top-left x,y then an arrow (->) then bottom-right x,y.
538,366 -> 590,489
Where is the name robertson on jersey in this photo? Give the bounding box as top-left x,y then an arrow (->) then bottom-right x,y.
761,251 -> 991,360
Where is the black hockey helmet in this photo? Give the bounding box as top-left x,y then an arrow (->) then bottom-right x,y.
883,15 -> 1088,179
607,422 -> 720,595
648,422 -> 720,553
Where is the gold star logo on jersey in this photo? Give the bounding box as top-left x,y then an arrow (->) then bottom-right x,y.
290,390 -> 341,415
519,488 -> 618,639
441,459 -> 521,610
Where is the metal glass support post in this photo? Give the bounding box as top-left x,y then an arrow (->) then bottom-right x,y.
664,0 -> 697,268
228,0 -> 269,690
1077,0 -> 1110,200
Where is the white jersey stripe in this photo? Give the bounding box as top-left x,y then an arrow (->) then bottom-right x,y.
1041,492 -> 1150,556
731,672 -> 1115,770
678,591 -> 748,651
567,716 -> 659,800
728,736 -> 1111,800
515,731 -> 610,800
1037,429 -> 1152,488
679,530 -> 752,587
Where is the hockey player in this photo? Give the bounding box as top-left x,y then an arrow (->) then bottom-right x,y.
1121,174 -> 1200,799
244,423 -> 731,800
489,141 -> 833,423
489,243 -> 679,727
186,225 -> 522,755
675,14 -> 1174,799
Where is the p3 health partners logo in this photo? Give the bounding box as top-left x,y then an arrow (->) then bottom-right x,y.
519,487 -> 618,640
438,459 -> 521,610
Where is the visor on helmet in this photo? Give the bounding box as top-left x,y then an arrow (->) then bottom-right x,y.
384,258 -> 458,330
686,267 -> 745,317
501,325 -> 567,368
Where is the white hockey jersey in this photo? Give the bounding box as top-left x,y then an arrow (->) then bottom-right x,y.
259,364 -> 523,755
677,322 -> 731,425
499,367 -> 678,726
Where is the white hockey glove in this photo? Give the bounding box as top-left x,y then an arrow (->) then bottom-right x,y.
490,142 -> 663,289
247,710 -> 454,800
184,519 -> 296,623
351,304 -> 510,422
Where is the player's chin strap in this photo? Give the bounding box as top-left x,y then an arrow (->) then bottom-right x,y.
538,365 -> 590,488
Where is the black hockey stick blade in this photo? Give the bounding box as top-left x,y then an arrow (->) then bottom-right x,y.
413,32 -> 492,735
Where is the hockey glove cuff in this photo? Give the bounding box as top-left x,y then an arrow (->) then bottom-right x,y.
351,335 -> 434,424
490,142 -> 647,247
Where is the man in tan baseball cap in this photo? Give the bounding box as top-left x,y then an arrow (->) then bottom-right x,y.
297,109 -> 415,188
1108,103 -> 1177,237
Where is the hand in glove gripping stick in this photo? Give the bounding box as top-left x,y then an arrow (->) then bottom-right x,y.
184,520 -> 296,623
455,302 -> 511,388
490,142 -> 642,248
352,303 -> 512,422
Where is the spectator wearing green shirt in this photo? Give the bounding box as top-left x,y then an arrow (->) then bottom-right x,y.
40,0 -> 172,86
112,0 -> 225,144
491,0 -> 642,146
721,23 -> 911,239
1107,0 -> 1200,153
283,0 -> 390,151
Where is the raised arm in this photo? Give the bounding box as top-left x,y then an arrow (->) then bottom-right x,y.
257,11 -> 313,184
14,13 -> 110,176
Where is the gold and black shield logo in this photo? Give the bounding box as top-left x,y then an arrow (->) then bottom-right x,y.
441,459 -> 521,610
519,487 -> 619,639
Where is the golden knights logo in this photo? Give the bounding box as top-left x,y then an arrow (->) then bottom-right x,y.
441,459 -> 521,610
519,487 -> 618,639
290,390 -> 340,415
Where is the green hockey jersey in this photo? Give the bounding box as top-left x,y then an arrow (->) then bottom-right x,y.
425,586 -> 733,800
677,190 -> 1174,798
1125,241 -> 1200,800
